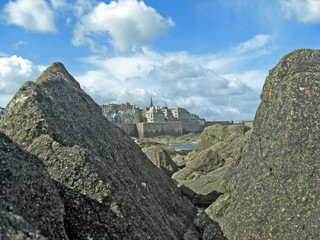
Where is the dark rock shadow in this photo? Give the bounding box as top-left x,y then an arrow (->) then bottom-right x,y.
179,184 -> 223,208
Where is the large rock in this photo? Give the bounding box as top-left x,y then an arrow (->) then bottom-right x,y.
195,124 -> 250,151
0,62 -> 196,239
143,146 -> 179,177
193,213 -> 226,240
0,131 -> 67,239
206,49 -> 320,239
173,124 -> 251,195
172,154 -> 188,168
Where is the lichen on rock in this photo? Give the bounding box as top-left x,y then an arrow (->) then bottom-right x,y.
0,131 -> 67,239
173,124 -> 251,195
206,49 -> 320,239
143,145 -> 179,177
0,62 -> 197,239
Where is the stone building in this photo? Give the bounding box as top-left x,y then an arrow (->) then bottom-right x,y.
170,107 -> 192,123
119,107 -> 143,123
101,103 -> 143,123
145,107 -> 165,122
101,104 -> 120,122
161,106 -> 175,121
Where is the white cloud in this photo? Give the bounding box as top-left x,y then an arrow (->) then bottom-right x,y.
50,0 -> 67,9
0,55 -> 43,107
75,50 -> 262,121
72,0 -> 174,53
0,51 -> 263,120
280,0 -> 320,23
223,70 -> 268,91
0,52 -> 10,57
3,0 -> 56,33
101,55 -> 155,81
12,40 -> 27,50
150,60 -> 205,82
73,0 -> 94,17
233,34 -> 272,54
206,55 -> 245,73
76,69 -> 152,106
0,31 -> 269,120
206,35 -> 275,73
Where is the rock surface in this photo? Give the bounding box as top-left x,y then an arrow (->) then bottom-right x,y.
172,154 -> 188,168
0,131 -> 67,239
206,49 -> 320,239
195,124 -> 250,152
0,62 -> 197,239
194,213 -> 226,240
183,212 -> 227,240
143,146 -> 179,177
179,185 -> 222,208
173,124 -> 251,195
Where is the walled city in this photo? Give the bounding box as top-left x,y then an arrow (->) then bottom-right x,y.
100,97 -> 238,138
0,101 -> 250,138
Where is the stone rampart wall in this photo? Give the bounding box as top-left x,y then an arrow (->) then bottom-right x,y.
115,123 -> 138,137
136,123 -> 144,138
182,123 -> 205,134
238,120 -> 253,128
204,121 -> 234,128
136,122 -> 183,138
115,121 -> 237,138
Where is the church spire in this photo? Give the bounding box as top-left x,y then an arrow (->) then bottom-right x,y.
150,96 -> 153,108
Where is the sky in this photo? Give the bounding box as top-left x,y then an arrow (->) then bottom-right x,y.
0,0 -> 319,121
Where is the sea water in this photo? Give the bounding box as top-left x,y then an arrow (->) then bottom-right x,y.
169,142 -> 196,151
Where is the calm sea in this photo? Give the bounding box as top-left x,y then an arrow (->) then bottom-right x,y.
169,143 -> 196,151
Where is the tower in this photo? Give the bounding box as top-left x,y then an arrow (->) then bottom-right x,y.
150,96 -> 153,108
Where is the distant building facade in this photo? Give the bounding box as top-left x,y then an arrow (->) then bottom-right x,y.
145,107 -> 165,123
101,102 -> 143,124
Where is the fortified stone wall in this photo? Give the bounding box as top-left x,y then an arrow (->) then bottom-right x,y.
204,121 -> 234,128
238,120 -> 253,128
114,121 -> 239,138
115,121 -> 237,138
182,123 -> 205,134
115,123 -> 138,136
136,122 -> 183,138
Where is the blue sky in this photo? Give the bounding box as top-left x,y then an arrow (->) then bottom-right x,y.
0,0 -> 319,121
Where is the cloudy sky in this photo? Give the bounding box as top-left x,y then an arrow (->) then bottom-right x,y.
0,0 -> 319,121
